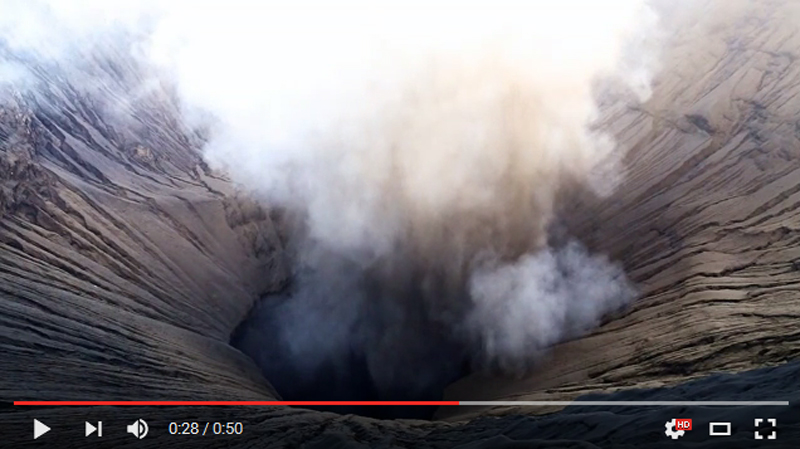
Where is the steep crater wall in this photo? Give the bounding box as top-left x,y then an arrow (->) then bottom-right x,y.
1,1 -> 799,447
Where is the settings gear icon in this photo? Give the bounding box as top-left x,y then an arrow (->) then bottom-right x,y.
665,419 -> 686,439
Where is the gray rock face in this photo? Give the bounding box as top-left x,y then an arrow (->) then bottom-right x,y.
443,0 -> 800,418
0,0 -> 798,447
0,62 -> 286,403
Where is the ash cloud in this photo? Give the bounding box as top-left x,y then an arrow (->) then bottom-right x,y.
0,0 -> 659,399
467,242 -> 634,374
160,0 -> 656,383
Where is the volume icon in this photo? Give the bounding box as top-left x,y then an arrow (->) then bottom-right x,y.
127,419 -> 149,439
85,421 -> 102,437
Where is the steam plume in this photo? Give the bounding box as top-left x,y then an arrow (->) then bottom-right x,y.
1,0 -> 658,399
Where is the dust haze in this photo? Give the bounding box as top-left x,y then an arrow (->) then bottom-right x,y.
0,0 -> 659,400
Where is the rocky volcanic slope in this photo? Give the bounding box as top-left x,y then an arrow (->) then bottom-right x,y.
1,1 -> 798,448
442,0 -> 800,419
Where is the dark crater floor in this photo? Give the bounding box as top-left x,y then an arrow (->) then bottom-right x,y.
231,283 -> 472,420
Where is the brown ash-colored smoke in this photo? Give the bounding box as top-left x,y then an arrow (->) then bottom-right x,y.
1,0 -> 658,411
220,2 -> 656,408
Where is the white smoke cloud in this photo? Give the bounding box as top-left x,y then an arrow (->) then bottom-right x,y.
468,242 -> 635,373
0,0 -> 154,58
141,0 -> 659,258
0,0 -> 658,386
0,60 -> 26,86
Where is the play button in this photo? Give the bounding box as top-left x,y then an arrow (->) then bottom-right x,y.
33,419 -> 50,439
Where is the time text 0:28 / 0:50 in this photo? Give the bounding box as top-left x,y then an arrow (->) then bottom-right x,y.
168,422 -> 244,435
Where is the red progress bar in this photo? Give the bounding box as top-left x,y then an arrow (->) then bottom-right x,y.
15,401 -> 460,406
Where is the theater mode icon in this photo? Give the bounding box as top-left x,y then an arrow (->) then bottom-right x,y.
709,422 -> 731,436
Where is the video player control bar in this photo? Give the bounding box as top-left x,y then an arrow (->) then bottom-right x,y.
15,400 -> 791,406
